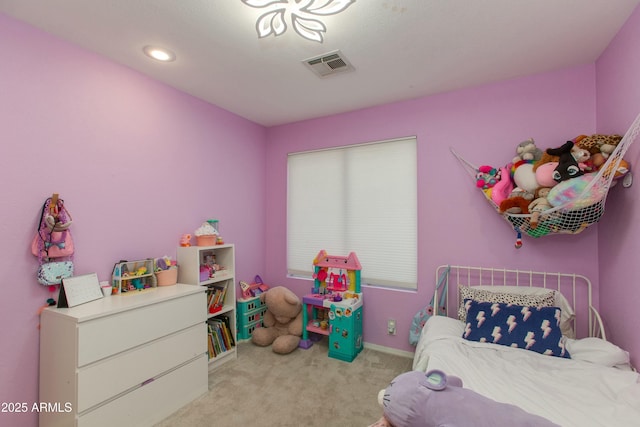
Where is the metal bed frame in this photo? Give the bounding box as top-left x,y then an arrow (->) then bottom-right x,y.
435,265 -> 606,340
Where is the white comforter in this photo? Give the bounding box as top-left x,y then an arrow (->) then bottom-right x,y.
413,316 -> 640,427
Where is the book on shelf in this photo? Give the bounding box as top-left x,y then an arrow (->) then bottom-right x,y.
218,314 -> 236,347
207,318 -> 234,358
207,331 -> 215,359
207,282 -> 228,314
210,318 -> 232,350
208,322 -> 222,357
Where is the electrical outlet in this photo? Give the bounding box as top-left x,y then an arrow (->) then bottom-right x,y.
387,319 -> 396,335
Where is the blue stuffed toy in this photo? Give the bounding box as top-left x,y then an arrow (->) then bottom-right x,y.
370,370 -> 559,427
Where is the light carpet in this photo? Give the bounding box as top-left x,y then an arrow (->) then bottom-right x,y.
154,339 -> 413,427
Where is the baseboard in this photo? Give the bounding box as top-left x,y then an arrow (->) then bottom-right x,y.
363,342 -> 413,359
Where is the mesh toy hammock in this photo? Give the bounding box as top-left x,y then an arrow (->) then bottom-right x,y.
452,112 -> 640,245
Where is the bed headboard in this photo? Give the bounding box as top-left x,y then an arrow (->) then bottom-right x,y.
435,265 -> 605,340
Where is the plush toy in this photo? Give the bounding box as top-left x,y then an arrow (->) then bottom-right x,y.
532,150 -> 558,172
590,152 -> 607,170
612,158 -> 630,180
475,165 -> 500,190
572,145 -> 591,165
546,141 -> 584,183
372,370 -> 559,427
513,138 -> 543,163
511,160 -> 539,193
600,142 -> 618,159
576,134 -> 622,156
508,186 -> 534,201
251,286 -> 303,354
528,187 -> 552,229
499,196 -> 530,214
535,135 -> 590,173
535,162 -> 560,188
546,173 -> 606,210
490,166 -> 513,206
536,155 -> 591,188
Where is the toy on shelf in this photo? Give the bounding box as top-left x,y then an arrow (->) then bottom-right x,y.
240,275 -> 269,299
206,219 -> 225,245
199,251 -> 228,281
194,221 -> 218,246
155,256 -> 178,286
311,250 -> 362,294
299,250 -> 363,362
111,259 -> 157,294
237,295 -> 268,340
179,233 -> 192,247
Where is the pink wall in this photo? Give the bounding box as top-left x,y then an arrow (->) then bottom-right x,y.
265,65 -> 601,354
3,5 -> 639,426
595,4 -> 640,368
0,14 -> 266,427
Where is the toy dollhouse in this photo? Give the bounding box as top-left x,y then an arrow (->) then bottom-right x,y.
299,250 -> 363,362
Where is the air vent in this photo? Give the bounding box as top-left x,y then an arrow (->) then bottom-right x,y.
302,50 -> 355,78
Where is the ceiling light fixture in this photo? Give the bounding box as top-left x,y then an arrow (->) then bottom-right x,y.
241,0 -> 355,43
143,45 -> 176,62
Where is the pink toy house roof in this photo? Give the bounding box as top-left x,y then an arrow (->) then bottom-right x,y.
313,250 -> 361,270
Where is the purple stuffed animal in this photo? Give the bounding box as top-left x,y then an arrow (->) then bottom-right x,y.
375,370 -> 559,427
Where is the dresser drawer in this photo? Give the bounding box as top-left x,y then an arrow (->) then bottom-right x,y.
77,292 -> 205,366
78,353 -> 208,427
77,322 -> 206,413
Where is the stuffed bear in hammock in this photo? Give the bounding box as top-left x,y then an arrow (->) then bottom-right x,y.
369,370 -> 559,427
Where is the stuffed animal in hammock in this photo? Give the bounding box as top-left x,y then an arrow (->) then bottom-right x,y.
546,141 -> 586,183
370,370 -> 559,427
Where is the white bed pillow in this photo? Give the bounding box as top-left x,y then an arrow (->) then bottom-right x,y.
468,285 -> 576,338
422,315 -> 465,339
565,337 -> 631,368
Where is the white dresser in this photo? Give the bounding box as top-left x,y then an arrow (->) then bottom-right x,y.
39,284 -> 208,427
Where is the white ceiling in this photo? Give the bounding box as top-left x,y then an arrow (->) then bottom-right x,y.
1,0 -> 638,127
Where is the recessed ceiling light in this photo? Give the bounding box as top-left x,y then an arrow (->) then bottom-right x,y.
143,45 -> 176,62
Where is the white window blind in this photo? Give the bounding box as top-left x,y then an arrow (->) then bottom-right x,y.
287,137 -> 417,289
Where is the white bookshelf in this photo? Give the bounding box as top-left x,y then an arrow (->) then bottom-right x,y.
177,244 -> 237,369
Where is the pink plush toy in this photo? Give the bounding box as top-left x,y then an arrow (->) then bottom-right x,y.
475,165 -> 500,190
371,370 -> 559,427
490,166 -> 514,206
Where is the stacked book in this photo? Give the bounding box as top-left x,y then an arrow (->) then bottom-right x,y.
207,315 -> 235,359
207,284 -> 228,314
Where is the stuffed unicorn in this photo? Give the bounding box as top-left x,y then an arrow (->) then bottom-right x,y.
369,370 -> 559,427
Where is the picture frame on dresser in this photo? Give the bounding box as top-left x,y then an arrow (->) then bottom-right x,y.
58,273 -> 103,308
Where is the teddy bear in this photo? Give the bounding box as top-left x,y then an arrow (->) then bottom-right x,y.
251,286 -> 303,354
370,370 -> 559,427
513,138 -> 543,163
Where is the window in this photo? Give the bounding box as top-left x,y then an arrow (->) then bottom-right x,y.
287,137 -> 417,289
